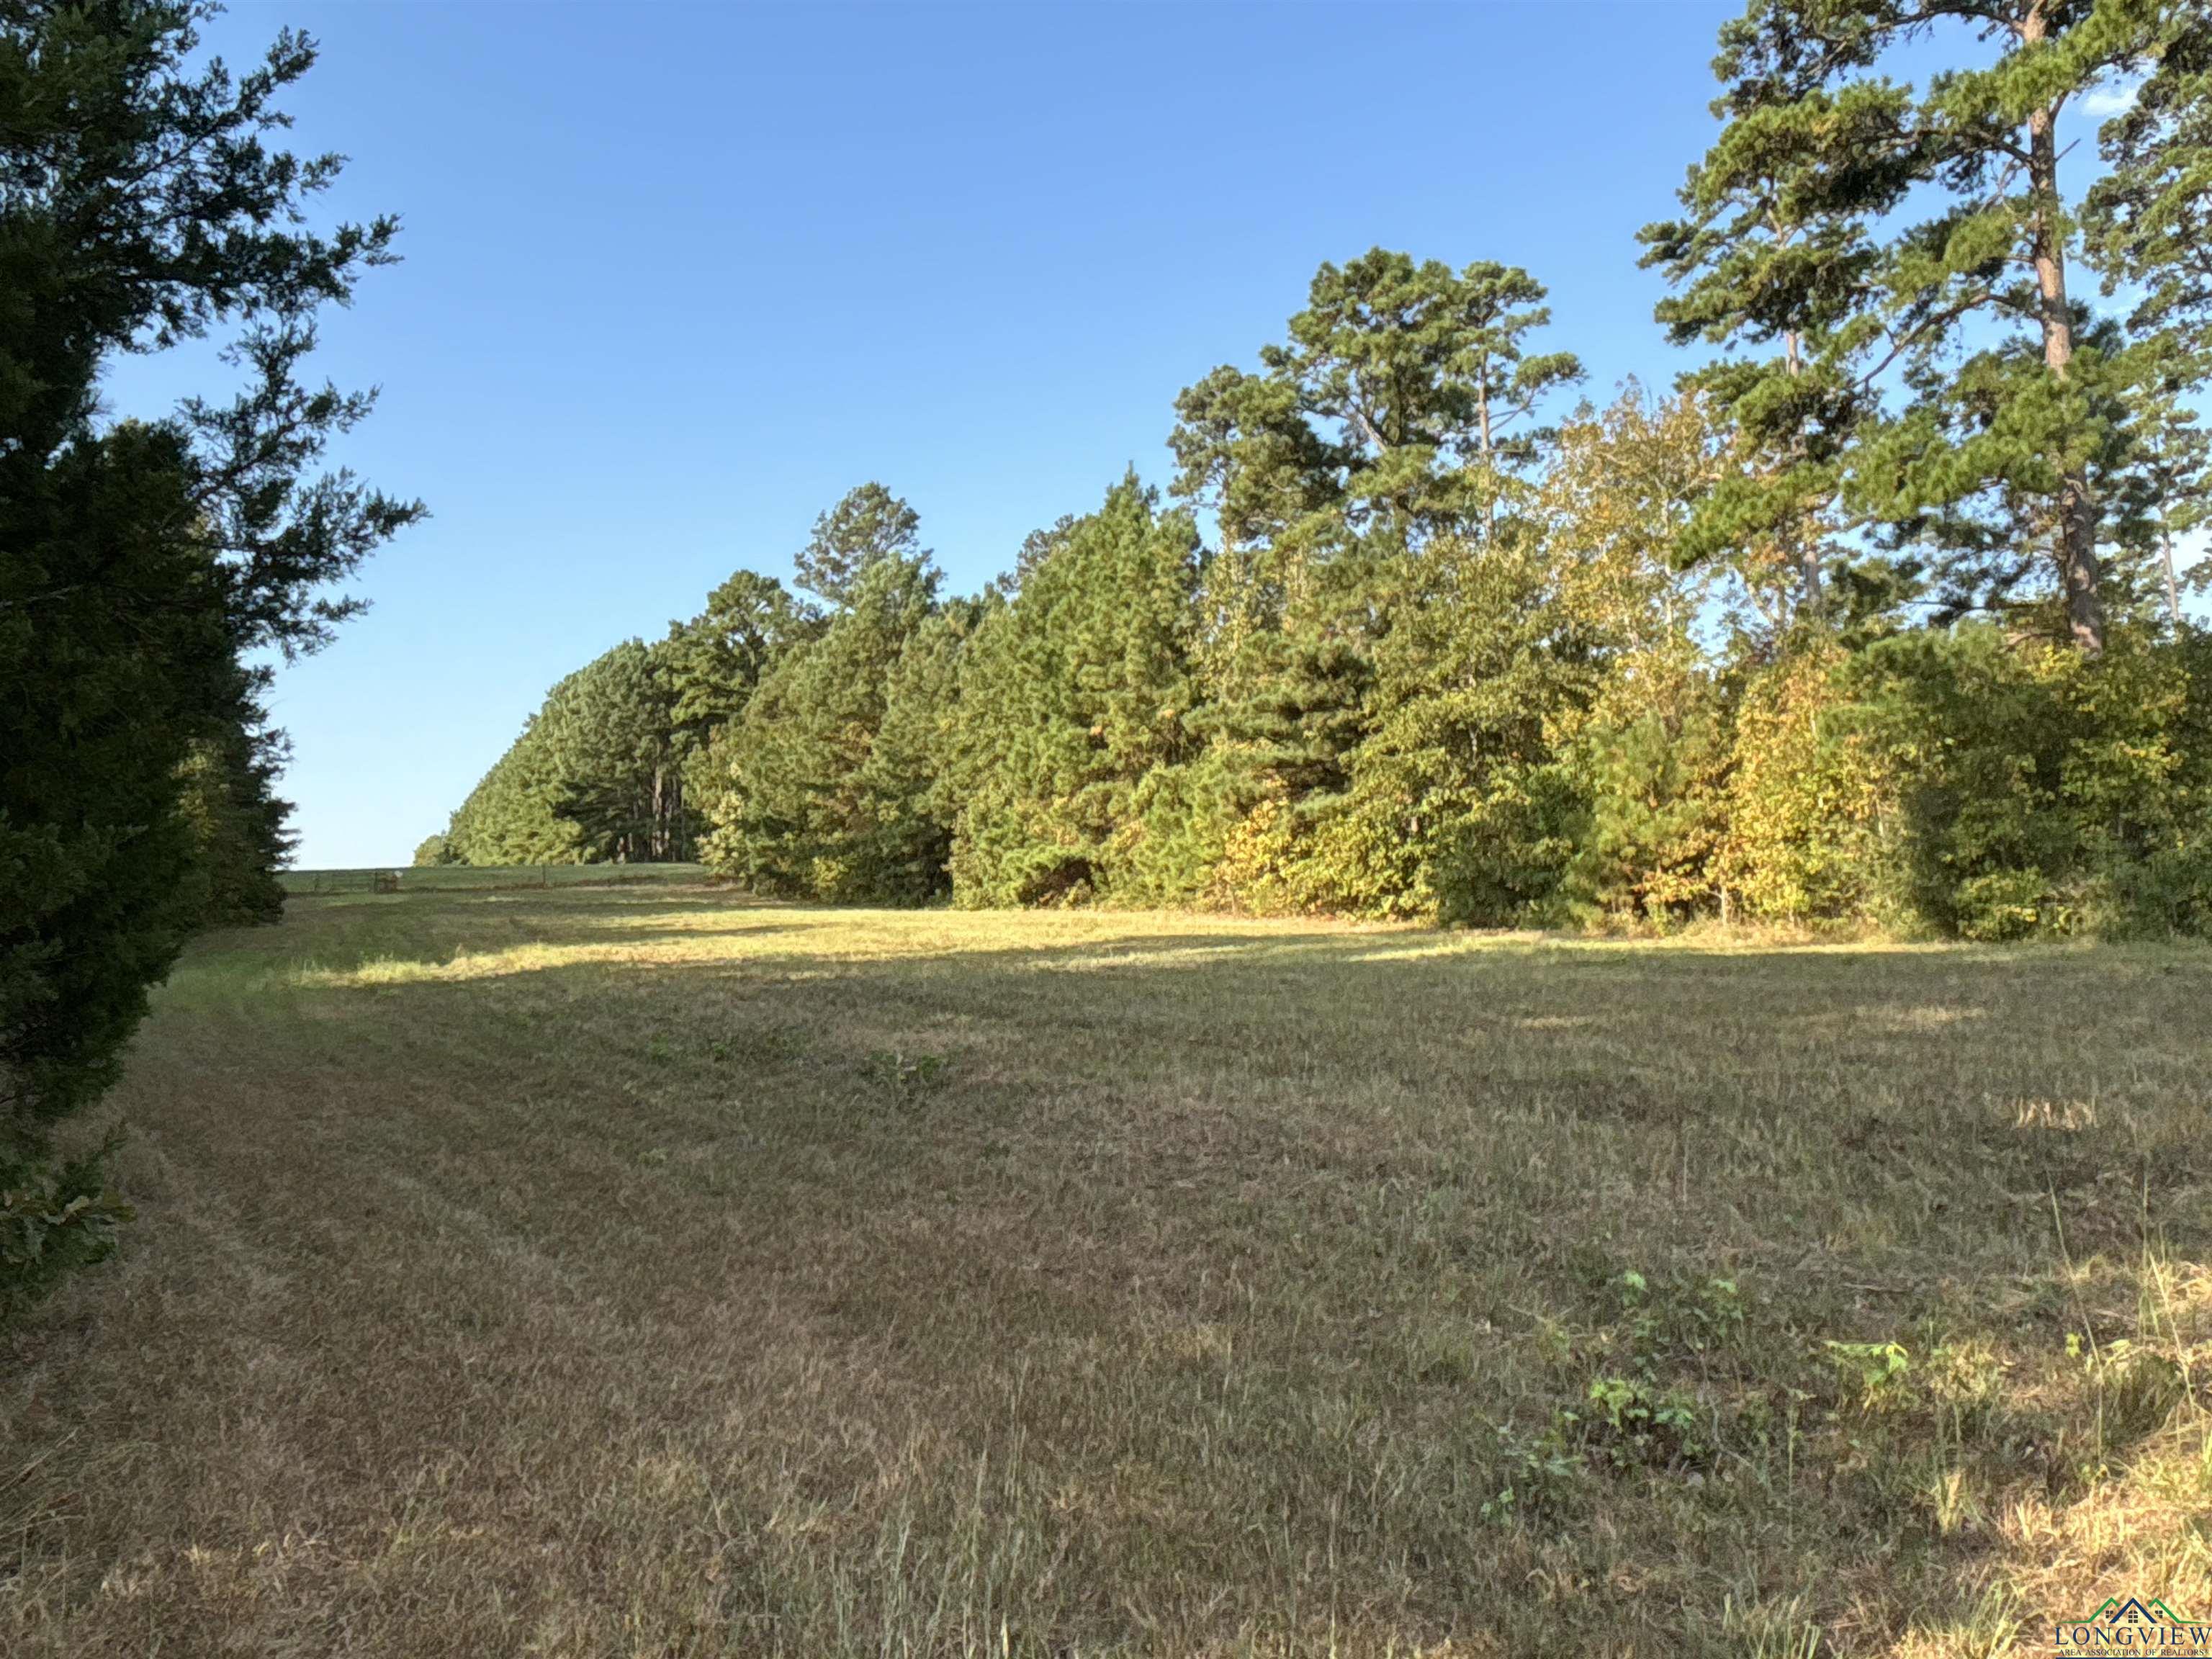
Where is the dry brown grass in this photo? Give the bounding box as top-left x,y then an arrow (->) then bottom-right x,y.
4,884 -> 2208,1655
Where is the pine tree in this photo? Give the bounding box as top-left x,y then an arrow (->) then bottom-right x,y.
440,571 -> 817,868
950,476 -> 1203,905
175,694 -> 295,926
442,644 -> 682,865
660,570 -> 815,756
1169,251 -> 1581,909
1636,50 -> 1903,622
2087,9 -> 2212,370
858,602 -> 980,902
442,708 -> 587,867
541,642 -> 681,862
2084,12 -> 2212,628
2115,371 -> 2208,626
793,483 -> 926,608
702,553 -> 942,899
1647,0 -> 2197,653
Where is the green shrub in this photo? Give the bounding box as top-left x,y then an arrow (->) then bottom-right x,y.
1717,626 -> 2212,939
1557,647 -> 1732,927
1720,642 -> 1903,926
1577,1373 -> 1712,1470
1,1138 -> 134,1325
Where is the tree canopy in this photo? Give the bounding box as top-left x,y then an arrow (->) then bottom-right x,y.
442,207 -> 2212,943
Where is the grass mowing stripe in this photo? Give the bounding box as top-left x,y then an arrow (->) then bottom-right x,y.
4,888 -> 2208,1654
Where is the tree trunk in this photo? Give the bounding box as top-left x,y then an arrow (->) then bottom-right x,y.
1794,535 -> 1824,621
1783,329 -> 1822,621
1477,374 -> 1496,546
2025,31 -> 2105,653
2161,521 -> 2185,628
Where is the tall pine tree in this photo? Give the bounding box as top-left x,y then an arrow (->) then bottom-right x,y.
1169,251 -> 1580,909
950,476 -> 1204,905
701,552 -> 942,899
1645,0 -> 2199,652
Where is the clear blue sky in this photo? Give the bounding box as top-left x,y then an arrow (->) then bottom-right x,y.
91,0 -> 2128,868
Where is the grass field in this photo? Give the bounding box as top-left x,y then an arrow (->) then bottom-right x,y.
4,883 -> 2209,1655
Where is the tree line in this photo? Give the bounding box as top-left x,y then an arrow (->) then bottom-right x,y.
433,0 -> 2212,941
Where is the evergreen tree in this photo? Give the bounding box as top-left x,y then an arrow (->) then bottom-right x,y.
950,476 -> 1204,906
437,571 -> 815,869
1647,0 -> 2196,652
2113,367 -> 2208,626
858,601 -> 980,902
1169,251 -> 1581,909
2084,15 -> 2212,627
175,696 -> 294,926
793,482 -> 926,608
441,707 -> 587,867
660,570 -> 815,755
1174,251 -> 1580,556
444,644 -> 675,865
2087,9 -> 2212,370
541,642 -> 682,862
702,553 -> 942,899
1635,46 -> 1900,622
1,2 -> 416,1308
1011,513 -> 1079,593
660,570 -> 817,848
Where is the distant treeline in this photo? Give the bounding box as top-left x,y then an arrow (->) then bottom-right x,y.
436,398 -> 2212,945
427,415 -> 2212,938
425,4 -> 2212,940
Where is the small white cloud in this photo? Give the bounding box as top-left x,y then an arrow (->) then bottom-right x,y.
2082,82 -> 2140,118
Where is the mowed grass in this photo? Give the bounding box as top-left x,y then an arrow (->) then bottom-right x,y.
4,886 -> 2210,1656
277,863 -> 711,895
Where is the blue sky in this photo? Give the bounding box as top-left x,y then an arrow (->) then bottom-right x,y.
94,1 -> 2157,867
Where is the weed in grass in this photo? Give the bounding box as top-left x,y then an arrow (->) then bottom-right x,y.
1578,1372 -> 1712,1473
1717,1591 -> 1825,1659
1825,1340 -> 1917,1413
863,1048 -> 952,1110
1483,1421 -> 1587,1525
2070,1335 -> 2189,1468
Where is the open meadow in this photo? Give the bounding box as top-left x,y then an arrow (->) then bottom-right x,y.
4,878 -> 2209,1656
